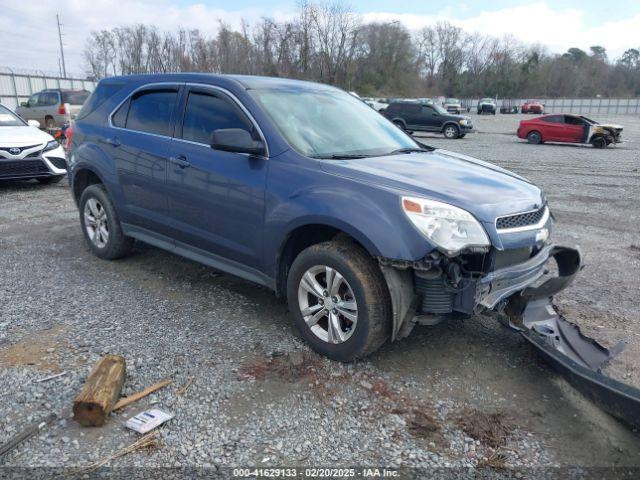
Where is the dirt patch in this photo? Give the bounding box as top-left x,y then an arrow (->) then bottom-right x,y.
237,350 -> 324,382
452,407 -> 515,448
0,325 -> 66,372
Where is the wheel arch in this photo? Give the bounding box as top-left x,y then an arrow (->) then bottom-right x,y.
274,221 -> 381,298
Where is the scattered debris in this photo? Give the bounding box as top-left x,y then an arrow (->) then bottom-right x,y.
73,355 -> 126,426
453,408 -> 515,448
34,371 -> 68,383
75,431 -> 160,474
237,351 -> 322,382
0,413 -> 57,458
176,377 -> 194,396
113,378 -> 172,411
125,409 -> 174,434
478,450 -> 508,470
359,380 -> 373,390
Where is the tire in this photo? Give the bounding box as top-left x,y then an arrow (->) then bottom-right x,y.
459,134 -> 466,138
591,136 -> 607,148
79,184 -> 133,260
37,175 -> 65,184
286,239 -> 391,362
443,124 -> 460,139
393,120 -> 406,131
527,131 -> 542,144
45,116 -> 55,129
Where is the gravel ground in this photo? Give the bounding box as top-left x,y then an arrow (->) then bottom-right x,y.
1,113 -> 639,478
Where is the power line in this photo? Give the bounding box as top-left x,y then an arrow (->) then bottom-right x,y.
56,13 -> 67,78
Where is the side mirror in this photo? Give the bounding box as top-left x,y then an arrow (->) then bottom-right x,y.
210,128 -> 265,156
27,119 -> 40,128
20,102 -> 28,107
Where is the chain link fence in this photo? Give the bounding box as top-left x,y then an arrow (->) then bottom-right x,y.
0,67 -> 96,111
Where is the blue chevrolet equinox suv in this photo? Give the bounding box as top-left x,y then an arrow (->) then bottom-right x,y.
69,73 -> 585,363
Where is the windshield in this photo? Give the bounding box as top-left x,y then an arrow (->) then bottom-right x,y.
0,105 -> 25,126
431,103 -> 448,114
249,87 -> 419,158
446,98 -> 459,103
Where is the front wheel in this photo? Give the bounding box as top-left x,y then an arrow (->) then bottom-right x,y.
443,124 -> 460,139
287,239 -> 391,362
79,184 -> 134,260
591,136 -> 607,148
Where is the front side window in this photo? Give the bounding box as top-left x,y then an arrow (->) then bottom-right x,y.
181,91 -> 251,144
249,87 -> 417,158
26,93 -> 39,107
125,90 -> 177,136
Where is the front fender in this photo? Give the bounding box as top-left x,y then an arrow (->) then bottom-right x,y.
262,162 -> 433,276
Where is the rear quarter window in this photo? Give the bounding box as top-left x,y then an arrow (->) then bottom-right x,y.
77,84 -> 125,120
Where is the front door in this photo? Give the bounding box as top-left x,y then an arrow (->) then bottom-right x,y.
419,105 -> 442,131
167,86 -> 267,268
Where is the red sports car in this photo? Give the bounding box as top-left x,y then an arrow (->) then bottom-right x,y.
517,114 -> 623,148
521,100 -> 544,114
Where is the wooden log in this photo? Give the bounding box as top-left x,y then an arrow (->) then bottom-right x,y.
73,355 -> 126,426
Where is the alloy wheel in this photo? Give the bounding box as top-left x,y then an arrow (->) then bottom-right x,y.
84,198 -> 109,248
297,265 -> 358,344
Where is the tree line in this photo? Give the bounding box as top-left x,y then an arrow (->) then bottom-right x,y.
84,1 -> 640,98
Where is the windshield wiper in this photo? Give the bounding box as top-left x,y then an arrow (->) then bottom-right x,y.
385,147 -> 431,155
310,153 -> 369,159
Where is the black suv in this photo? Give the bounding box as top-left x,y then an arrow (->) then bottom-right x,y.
383,101 -> 473,139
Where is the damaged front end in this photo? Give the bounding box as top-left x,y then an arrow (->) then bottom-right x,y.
379,243 -> 640,428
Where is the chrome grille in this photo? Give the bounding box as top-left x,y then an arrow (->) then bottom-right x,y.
496,206 -> 547,231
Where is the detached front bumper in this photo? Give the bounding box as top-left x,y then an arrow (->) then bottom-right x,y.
380,244 -> 640,428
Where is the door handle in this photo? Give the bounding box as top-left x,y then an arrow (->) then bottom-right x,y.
169,155 -> 191,169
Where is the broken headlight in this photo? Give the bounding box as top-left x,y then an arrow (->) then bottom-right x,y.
401,196 -> 490,256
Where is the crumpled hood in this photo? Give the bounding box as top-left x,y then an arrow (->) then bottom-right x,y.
0,126 -> 52,146
596,123 -> 623,132
321,149 -> 545,222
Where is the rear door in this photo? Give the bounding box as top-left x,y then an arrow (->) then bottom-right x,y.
402,104 -> 422,129
107,85 -> 181,233
539,115 -> 565,141
166,85 -> 268,267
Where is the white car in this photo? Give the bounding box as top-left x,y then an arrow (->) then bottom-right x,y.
0,104 -> 67,183
363,98 -> 389,112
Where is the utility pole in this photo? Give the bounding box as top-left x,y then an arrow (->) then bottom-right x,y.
56,13 -> 67,78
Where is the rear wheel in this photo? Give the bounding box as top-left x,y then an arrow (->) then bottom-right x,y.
79,184 -> 133,260
37,175 -> 65,184
443,124 -> 460,139
527,131 -> 542,144
393,120 -> 406,131
287,239 -> 391,362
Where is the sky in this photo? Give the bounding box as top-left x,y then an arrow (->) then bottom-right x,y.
1,0 -> 639,78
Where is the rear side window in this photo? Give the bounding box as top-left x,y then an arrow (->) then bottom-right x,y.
125,90 -> 177,136
39,92 -> 59,106
62,90 -> 90,105
111,99 -> 130,128
542,115 -> 561,123
401,104 -> 420,115
181,91 -> 251,144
